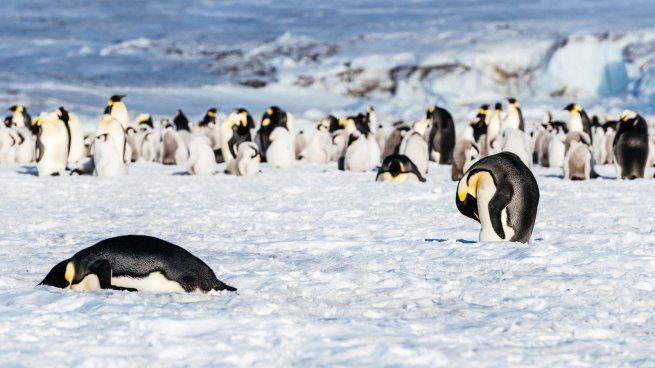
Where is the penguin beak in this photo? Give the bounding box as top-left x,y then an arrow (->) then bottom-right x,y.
65,262 -> 75,288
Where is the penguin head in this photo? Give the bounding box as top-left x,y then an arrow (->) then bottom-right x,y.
365,106 -> 377,126
39,259 -> 71,288
323,115 -> 340,132
105,95 -> 125,113
388,159 -> 404,178
3,116 -> 11,128
61,256 -> 106,290
136,114 -> 154,129
174,109 -> 190,131
261,106 -> 286,129
126,127 -> 136,136
56,107 -> 70,123
563,103 -> 581,113
9,105 -> 23,113
620,110 -> 638,124
494,102 -> 502,111
236,108 -> 254,128
507,98 -> 519,108
456,169 -> 495,222
426,105 -> 437,120
479,104 -> 489,114
413,117 -> 431,136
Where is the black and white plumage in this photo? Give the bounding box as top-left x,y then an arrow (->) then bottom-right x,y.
376,154 -> 426,182
40,235 -> 236,293
456,152 -> 539,243
613,110 -> 649,179
426,105 -> 455,164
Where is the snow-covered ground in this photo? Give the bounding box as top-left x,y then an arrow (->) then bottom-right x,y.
1,162 -> 654,366
3,0 -> 655,366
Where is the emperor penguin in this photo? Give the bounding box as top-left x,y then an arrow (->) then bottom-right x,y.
613,110 -> 649,179
563,136 -> 593,181
500,128 -> 531,168
305,122 -> 333,164
295,130 -> 307,159
376,154 -> 426,182
187,136 -> 216,176
341,116 -> 381,172
125,127 -> 140,162
564,103 -> 592,142
104,95 -> 129,129
39,235 -> 236,293
486,103 -> 503,155
220,112 -> 251,165
57,107 -> 84,164
503,98 -> 524,131
451,139 -> 480,181
196,108 -> 221,149
14,127 -> 35,164
173,109 -> 192,145
135,113 -> 154,131
381,123 -> 410,159
226,141 -> 261,176
323,115 -> 340,133
258,106 -> 294,161
602,117 -> 618,165
472,106 -> 489,157
266,125 -> 295,168
96,114 -> 127,164
93,133 -> 125,176
0,128 -> 18,164
426,105 -> 455,164
398,118 -> 430,176
161,123 -> 189,165
8,105 -> 32,130
33,113 -> 70,176
456,151 -> 539,243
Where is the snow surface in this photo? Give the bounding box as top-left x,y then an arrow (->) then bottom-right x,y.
1,162 -> 655,366
3,1 -> 655,366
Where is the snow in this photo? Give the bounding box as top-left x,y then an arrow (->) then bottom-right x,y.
3,0 -> 655,366
0,163 -> 654,366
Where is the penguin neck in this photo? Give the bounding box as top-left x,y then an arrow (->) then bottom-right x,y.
12,112 -> 25,127
110,103 -> 129,128
568,112 -> 583,132
476,174 -> 504,242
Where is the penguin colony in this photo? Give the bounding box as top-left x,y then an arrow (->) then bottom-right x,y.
5,96 -> 651,292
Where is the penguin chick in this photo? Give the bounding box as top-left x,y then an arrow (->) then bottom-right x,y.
500,128 -> 531,168
226,141 -> 261,176
451,139 -> 480,181
306,123 -> 333,164
187,136 -> 216,176
456,152 -> 539,243
266,126 -> 294,168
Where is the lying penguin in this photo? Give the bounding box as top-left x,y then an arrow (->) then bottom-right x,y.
456,152 -> 539,243
376,154 -> 426,182
40,235 -> 236,293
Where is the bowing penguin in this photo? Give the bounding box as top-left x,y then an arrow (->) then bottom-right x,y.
376,154 -> 426,182
456,152 -> 539,243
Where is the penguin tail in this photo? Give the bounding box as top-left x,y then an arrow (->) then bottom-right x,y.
213,279 -> 237,292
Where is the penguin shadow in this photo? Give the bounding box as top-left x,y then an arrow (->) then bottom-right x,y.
171,171 -> 190,176
425,238 -> 477,244
16,166 -> 38,176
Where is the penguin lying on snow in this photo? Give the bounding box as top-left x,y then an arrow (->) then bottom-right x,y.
456,152 -> 539,243
40,235 -> 236,293
376,154 -> 426,182
613,110 -> 649,179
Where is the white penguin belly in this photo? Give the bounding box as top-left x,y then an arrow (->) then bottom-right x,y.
112,272 -> 186,293
69,274 -> 101,291
476,175 -> 505,242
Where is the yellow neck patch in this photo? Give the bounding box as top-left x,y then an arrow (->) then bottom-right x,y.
65,262 -> 75,286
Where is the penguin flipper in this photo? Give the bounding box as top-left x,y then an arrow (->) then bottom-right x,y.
35,138 -> 44,163
87,259 -> 113,289
338,156 -> 345,171
487,181 -> 513,240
